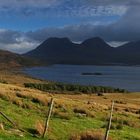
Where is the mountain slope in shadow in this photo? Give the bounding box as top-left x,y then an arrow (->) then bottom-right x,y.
25,37 -> 140,65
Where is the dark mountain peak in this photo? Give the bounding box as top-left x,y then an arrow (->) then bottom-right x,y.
47,37 -> 71,42
34,37 -> 76,52
81,37 -> 111,48
117,40 -> 140,50
41,37 -> 72,46
85,37 -> 104,42
82,37 -> 104,43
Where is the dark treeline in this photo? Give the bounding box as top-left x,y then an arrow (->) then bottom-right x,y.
24,83 -> 128,94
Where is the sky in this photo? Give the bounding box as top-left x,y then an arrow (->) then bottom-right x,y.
0,0 -> 139,53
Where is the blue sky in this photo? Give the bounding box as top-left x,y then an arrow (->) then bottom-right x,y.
0,0 -> 124,31
0,0 -> 139,53
0,15 -> 120,31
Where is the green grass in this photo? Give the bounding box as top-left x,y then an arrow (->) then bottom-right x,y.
0,89 -> 140,140
0,97 -> 104,140
0,70 -> 140,140
110,127 -> 140,140
47,117 -> 104,140
0,96 -> 140,140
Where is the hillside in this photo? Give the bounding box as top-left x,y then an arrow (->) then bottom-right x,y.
25,37 -> 140,65
0,80 -> 140,140
0,49 -> 40,69
0,69 -> 139,140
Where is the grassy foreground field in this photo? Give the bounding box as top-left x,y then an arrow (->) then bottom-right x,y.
0,71 -> 140,140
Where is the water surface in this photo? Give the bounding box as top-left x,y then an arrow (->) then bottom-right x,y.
23,65 -> 140,92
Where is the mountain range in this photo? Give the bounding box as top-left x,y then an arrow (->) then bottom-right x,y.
25,37 -> 140,65
0,37 -> 140,68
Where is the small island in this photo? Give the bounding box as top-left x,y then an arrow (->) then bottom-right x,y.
81,72 -> 103,76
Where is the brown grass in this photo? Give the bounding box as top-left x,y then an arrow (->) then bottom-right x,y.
1,81 -> 140,117
35,120 -> 45,136
73,108 -> 95,118
53,110 -> 72,120
0,70 -> 44,86
69,130 -> 113,140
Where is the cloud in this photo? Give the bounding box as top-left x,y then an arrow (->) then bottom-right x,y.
0,0 -> 139,19
26,6 -> 140,43
0,0 -> 139,8
1,4 -> 140,54
0,29 -> 22,44
97,5 -> 140,42
0,29 -> 38,53
0,0 -> 128,18
86,0 -> 140,6
0,41 -> 38,54
107,41 -> 128,47
0,0 -> 140,53
0,0 -> 59,8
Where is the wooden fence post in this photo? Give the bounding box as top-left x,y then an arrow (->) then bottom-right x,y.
0,111 -> 16,127
42,98 -> 54,138
104,100 -> 114,140
0,111 -> 31,134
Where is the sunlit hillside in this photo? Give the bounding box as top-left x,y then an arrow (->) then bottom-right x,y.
0,72 -> 140,140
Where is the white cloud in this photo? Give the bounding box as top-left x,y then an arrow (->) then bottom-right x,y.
107,41 -> 128,47
0,41 -> 38,54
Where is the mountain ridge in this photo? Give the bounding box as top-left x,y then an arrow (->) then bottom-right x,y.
24,37 -> 140,65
